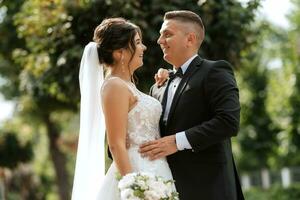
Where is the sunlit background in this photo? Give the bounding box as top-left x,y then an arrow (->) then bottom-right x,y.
1,0 -> 300,199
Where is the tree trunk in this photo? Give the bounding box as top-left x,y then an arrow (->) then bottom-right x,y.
44,114 -> 70,200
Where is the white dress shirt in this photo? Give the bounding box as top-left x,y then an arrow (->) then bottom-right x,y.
163,54 -> 197,150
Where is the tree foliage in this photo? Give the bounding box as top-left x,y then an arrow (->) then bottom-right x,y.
0,132 -> 33,168
237,22 -> 281,170
285,0 -> 300,166
0,0 -> 261,198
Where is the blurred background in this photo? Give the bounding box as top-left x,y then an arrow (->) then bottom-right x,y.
0,0 -> 300,199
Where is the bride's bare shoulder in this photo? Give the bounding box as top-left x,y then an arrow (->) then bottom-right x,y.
101,77 -> 129,98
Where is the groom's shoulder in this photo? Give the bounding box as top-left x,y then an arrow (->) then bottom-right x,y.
203,59 -> 232,67
203,59 -> 234,72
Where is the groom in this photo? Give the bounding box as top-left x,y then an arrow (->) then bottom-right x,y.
140,10 -> 244,200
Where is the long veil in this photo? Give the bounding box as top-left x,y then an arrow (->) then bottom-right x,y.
71,42 -> 105,200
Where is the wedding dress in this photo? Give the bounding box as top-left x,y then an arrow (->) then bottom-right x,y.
96,77 -> 175,199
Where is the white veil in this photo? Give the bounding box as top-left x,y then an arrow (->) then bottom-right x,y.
71,42 -> 105,200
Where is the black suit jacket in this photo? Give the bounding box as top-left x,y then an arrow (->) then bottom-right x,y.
150,56 -> 244,200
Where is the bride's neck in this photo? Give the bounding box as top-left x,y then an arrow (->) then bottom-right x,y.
107,66 -> 131,82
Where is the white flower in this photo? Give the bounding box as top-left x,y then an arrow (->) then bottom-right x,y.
144,190 -> 161,200
118,172 -> 179,200
120,188 -> 134,199
118,173 -> 135,190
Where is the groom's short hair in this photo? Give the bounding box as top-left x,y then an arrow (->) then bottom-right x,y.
164,10 -> 205,47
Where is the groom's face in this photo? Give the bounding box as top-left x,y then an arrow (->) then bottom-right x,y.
157,19 -> 189,68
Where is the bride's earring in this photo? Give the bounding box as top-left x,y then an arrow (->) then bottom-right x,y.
121,54 -> 125,73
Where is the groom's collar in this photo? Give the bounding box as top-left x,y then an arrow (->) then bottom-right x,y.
173,54 -> 198,75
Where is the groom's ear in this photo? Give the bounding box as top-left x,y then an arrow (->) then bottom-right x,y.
186,32 -> 197,48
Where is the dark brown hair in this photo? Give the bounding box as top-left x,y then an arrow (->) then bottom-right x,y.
164,10 -> 204,30
93,18 -> 141,65
164,10 -> 205,43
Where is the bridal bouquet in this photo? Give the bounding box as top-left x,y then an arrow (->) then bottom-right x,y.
118,172 -> 179,200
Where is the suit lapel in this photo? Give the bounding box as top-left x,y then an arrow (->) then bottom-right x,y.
161,80 -> 172,112
159,79 -> 172,130
166,56 -> 204,126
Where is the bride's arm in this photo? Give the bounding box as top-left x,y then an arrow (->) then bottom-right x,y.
101,79 -> 132,176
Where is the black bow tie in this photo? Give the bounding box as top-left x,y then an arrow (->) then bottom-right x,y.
169,68 -> 183,80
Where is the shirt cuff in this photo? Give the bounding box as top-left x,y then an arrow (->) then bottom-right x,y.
175,131 -> 192,151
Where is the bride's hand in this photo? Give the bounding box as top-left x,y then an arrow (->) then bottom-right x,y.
154,68 -> 169,87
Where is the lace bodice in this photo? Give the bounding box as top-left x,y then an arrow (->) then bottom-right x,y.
97,78 -> 176,200
125,82 -> 162,146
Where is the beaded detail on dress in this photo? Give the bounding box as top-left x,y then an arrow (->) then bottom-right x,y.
97,77 -> 175,200
125,81 -> 162,146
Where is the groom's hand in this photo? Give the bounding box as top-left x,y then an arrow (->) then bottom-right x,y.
139,135 -> 178,160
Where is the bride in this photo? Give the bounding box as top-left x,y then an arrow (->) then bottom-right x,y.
71,18 -> 175,200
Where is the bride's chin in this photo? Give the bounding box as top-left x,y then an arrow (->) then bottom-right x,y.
133,65 -> 142,71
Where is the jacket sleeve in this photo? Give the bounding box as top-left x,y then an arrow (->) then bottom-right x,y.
185,60 -> 240,152
149,84 -> 155,96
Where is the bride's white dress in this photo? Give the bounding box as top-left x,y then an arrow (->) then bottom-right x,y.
97,78 -> 175,199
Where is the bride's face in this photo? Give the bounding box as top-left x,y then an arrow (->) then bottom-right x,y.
126,33 -> 147,73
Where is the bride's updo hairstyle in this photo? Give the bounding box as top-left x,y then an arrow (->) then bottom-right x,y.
93,18 -> 141,66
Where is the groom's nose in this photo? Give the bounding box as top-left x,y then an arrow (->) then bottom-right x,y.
157,35 -> 163,45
